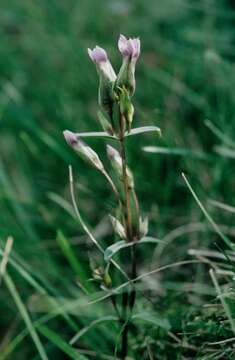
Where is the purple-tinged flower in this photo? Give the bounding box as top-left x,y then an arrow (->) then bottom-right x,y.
63,130 -> 78,146
63,130 -> 104,171
118,34 -> 140,60
88,46 -> 107,63
116,34 -> 141,96
88,46 -> 116,82
88,46 -> 116,119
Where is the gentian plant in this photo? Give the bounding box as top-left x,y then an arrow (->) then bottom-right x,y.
63,35 -> 161,359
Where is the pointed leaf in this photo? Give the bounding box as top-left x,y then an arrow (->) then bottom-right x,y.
126,126 -> 161,137
75,131 -> 114,139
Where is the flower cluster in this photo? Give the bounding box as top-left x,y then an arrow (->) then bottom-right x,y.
88,34 -> 140,134
63,35 -> 142,243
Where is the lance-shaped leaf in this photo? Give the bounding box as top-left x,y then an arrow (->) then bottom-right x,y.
74,126 -> 161,140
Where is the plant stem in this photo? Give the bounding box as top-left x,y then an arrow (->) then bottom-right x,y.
119,114 -> 132,242
118,113 -> 138,359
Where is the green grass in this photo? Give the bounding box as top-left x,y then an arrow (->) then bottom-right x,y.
1,0 -> 235,358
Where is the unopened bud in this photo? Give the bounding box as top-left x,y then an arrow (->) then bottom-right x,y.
63,130 -> 104,172
103,266 -> 112,288
106,145 -> 134,188
109,215 -> 126,239
93,267 -> 103,282
139,216 -> 148,238
92,266 -> 112,288
119,88 -> 134,131
97,110 -> 114,135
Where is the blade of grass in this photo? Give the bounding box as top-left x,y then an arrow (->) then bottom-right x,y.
209,269 -> 235,335
0,236 -> 13,286
56,230 -> 89,294
0,246 -> 79,332
38,325 -> 88,360
3,272 -> 49,360
205,120 -> 235,149
181,173 -> 234,250
143,146 -> 212,161
69,315 -> 119,345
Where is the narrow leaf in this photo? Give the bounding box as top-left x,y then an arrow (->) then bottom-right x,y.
182,173 -> 234,250
75,131 -> 114,139
75,126 -> 161,140
4,273 -> 49,360
126,126 -> 161,137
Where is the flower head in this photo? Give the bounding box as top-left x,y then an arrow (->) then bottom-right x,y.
118,35 -> 140,60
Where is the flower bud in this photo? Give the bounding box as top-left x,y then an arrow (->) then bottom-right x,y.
88,46 -> 116,119
103,266 -> 112,288
109,215 -> 126,239
106,145 -> 134,188
119,88 -> 134,131
92,265 -> 112,288
116,34 -> 140,96
97,110 -> 114,135
139,216 -> 148,238
63,130 -> 104,172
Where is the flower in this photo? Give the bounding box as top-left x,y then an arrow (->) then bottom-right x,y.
87,46 -> 116,82
116,34 -> 140,96
88,46 -> 116,119
118,34 -> 140,60
88,46 -> 116,82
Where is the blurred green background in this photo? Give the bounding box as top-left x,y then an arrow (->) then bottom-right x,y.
1,0 -> 235,359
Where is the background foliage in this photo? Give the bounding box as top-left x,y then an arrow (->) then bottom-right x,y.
1,0 -> 235,359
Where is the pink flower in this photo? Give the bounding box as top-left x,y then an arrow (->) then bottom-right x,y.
118,34 -> 140,60
116,35 -> 140,96
88,46 -> 108,63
